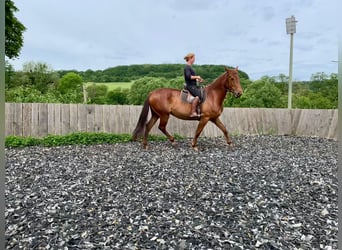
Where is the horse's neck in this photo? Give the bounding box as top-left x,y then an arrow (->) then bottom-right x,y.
206,73 -> 227,104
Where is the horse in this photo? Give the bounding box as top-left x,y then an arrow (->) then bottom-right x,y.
132,66 -> 243,149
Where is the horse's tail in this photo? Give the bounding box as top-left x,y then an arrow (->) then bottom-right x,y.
132,96 -> 150,141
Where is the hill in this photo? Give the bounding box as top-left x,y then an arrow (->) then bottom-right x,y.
57,64 -> 250,83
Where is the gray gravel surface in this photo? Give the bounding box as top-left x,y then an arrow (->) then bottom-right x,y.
5,135 -> 338,249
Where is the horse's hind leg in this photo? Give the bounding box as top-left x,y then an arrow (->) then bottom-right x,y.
158,115 -> 175,144
143,114 -> 159,149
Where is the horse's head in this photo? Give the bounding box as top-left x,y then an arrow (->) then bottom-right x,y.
224,66 -> 243,98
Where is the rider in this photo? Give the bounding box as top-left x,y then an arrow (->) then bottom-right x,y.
183,53 -> 204,117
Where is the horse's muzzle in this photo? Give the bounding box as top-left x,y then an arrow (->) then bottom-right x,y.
234,91 -> 242,98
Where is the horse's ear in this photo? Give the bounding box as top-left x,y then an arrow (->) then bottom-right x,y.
235,66 -> 239,71
224,66 -> 230,71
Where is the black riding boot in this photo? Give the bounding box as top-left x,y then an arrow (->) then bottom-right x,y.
190,97 -> 200,117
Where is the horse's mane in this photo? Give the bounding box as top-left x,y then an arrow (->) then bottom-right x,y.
205,71 -> 227,90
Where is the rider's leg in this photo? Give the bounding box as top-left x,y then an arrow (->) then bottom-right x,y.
190,96 -> 200,117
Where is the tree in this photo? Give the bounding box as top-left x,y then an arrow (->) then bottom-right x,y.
86,84 -> 108,104
231,76 -> 285,108
5,61 -> 15,89
58,72 -> 83,94
22,61 -> 59,93
310,72 -> 328,82
5,0 -> 26,58
166,76 -> 185,89
106,88 -> 129,105
128,77 -> 167,105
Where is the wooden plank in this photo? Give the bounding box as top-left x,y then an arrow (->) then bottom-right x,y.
31,103 -> 39,137
5,103 -> 14,136
47,103 -> 55,135
61,104 -> 70,135
86,105 -> 95,132
77,104 -> 87,132
103,105 -> 111,133
109,105 -> 118,134
120,105 -> 131,134
69,104 -> 78,133
38,103 -> 48,137
12,103 -> 23,136
328,109 -> 338,140
94,105 -> 103,132
54,104 -> 62,136
129,105 -> 140,135
22,103 -> 32,137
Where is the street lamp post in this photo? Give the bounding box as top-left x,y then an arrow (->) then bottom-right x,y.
286,15 -> 297,109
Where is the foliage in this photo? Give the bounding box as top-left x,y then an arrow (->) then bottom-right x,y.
22,61 -> 59,93
5,136 -> 41,147
58,72 -> 83,94
5,0 -> 26,58
5,132 -> 184,148
167,76 -> 186,89
86,84 -> 108,104
128,77 -> 168,105
225,76 -> 285,108
106,88 -> 129,105
57,72 -> 84,103
5,86 -> 60,103
5,60 -> 15,89
4,61 -> 337,109
58,64 -> 250,83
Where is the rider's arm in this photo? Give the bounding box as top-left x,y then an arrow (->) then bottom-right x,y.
191,75 -> 201,80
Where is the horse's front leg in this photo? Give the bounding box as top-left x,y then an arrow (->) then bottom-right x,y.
192,118 -> 210,149
211,117 -> 233,146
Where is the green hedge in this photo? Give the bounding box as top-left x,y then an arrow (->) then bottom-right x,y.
5,132 -> 183,148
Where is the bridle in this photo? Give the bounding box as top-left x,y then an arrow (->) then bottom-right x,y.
224,71 -> 234,93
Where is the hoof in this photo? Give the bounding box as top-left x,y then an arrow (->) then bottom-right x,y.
192,146 -> 199,151
172,141 -> 178,147
228,143 -> 235,149
143,145 -> 149,150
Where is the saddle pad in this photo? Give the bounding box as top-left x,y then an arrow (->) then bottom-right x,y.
181,90 -> 195,103
181,89 -> 207,104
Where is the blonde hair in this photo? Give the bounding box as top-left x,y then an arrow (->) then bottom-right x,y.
184,53 -> 195,62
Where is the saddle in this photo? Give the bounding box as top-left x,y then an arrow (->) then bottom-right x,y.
180,85 -> 207,115
180,84 -> 207,104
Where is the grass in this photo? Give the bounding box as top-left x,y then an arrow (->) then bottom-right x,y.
84,82 -> 133,91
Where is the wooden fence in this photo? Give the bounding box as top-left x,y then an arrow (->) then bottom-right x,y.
5,103 -> 338,140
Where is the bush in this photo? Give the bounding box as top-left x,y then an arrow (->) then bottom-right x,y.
5,132 -> 183,148
58,72 -> 83,94
5,86 -> 60,103
106,88 -> 129,105
86,84 -> 108,104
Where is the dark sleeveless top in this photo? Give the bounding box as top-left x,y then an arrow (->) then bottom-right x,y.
184,65 -> 197,86
184,64 -> 201,98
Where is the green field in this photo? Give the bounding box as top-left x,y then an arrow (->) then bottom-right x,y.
84,82 -> 133,91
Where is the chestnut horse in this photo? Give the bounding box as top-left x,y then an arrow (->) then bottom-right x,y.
132,66 -> 243,149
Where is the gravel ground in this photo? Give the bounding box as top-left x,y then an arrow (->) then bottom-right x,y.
5,135 -> 338,250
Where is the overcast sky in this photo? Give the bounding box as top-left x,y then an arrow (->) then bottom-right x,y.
9,0 -> 338,80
